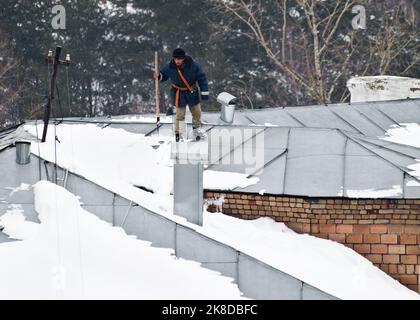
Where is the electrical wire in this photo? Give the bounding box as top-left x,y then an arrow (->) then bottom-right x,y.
65,60 -> 85,298
45,49 -> 85,298
53,81 -> 66,185
35,119 -> 42,181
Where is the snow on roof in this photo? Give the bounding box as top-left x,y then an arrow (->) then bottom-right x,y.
16,122 -> 420,299
200,210 -> 419,300
23,100 -> 420,200
1,174 -> 417,300
23,123 -> 260,216
0,181 -> 244,299
0,98 -> 418,299
382,123 -> 420,181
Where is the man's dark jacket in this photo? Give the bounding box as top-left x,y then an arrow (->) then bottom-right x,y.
159,55 -> 209,108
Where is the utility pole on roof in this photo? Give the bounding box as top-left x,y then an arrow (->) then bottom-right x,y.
154,51 -> 160,136
41,46 -> 70,143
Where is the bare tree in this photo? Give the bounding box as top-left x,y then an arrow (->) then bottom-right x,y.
211,0 -> 358,104
0,30 -> 25,129
368,4 -> 420,76
211,0 -> 419,106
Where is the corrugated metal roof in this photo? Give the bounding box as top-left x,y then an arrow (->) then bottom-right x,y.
206,98 -> 420,137
21,98 -> 420,198
201,125 -> 420,199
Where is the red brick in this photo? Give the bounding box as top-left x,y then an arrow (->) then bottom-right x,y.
329,234 -> 346,243
364,234 -> 381,244
353,225 -> 370,234
320,224 -> 336,233
354,244 -> 371,254
401,255 -> 418,264
287,222 -> 305,234
297,218 -> 311,224
343,220 -> 357,224
406,265 -> 415,275
398,265 -> 406,274
387,225 -> 404,234
311,204 -> 326,209
336,225 -> 353,234
400,275 -> 418,285
298,223 -> 309,233
400,235 -> 417,245
381,234 -> 398,244
388,245 -> 406,255
389,264 -> 398,274
366,254 -> 382,264
359,219 -> 374,224
370,225 -> 388,234
383,255 -> 400,264
404,225 -> 420,234
310,224 -> 320,234
371,245 -> 388,254
406,245 -> 420,255
346,234 -> 363,244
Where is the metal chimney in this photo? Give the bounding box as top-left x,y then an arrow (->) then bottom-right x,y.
171,141 -> 209,226
218,92 -> 237,124
15,141 -> 31,165
347,76 -> 420,103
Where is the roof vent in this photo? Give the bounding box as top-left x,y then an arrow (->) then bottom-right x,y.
218,92 -> 237,124
15,141 -> 31,165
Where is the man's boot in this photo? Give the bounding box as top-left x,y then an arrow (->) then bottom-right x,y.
193,128 -> 206,141
175,133 -> 185,142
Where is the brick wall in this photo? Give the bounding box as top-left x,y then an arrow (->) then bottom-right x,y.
205,191 -> 420,293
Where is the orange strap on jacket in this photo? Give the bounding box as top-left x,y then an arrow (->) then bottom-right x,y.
171,84 -> 190,109
172,67 -> 196,109
176,67 -> 194,92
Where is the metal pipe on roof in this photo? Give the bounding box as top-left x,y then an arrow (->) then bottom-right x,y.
218,92 -> 237,124
15,141 -> 31,165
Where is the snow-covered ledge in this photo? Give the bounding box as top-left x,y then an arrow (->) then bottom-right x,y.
347,76 -> 420,103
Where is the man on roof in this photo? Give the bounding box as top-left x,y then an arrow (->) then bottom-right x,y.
154,48 -> 209,141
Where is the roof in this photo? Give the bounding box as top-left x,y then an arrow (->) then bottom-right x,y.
205,125 -> 420,198
201,98 -> 420,137
79,98 -> 420,136
25,98 -> 420,198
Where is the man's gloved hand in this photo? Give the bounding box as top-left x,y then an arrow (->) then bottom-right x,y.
154,72 -> 161,81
